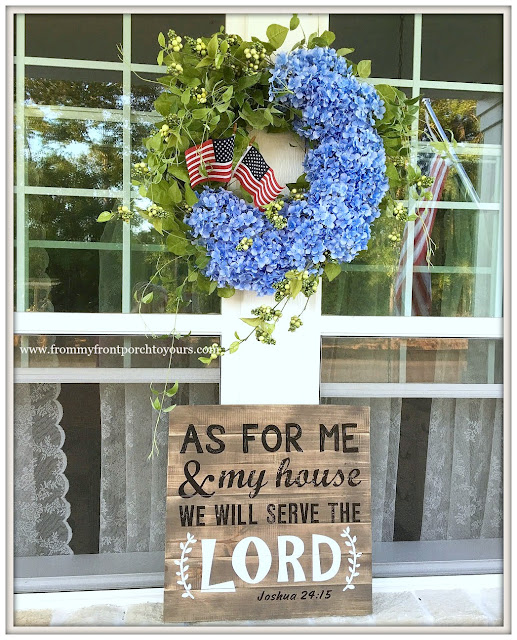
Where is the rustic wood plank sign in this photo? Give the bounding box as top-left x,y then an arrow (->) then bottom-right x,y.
164,405 -> 371,623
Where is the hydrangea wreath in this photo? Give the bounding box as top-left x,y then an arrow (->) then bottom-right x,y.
98,17 -> 435,454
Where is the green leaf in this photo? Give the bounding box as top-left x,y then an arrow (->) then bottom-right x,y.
154,92 -> 176,116
196,57 -> 213,69
150,217 -> 163,235
221,86 -> 233,101
241,317 -> 261,327
162,404 -> 177,413
169,180 -> 182,204
198,356 -> 212,365
97,211 -> 114,222
192,108 -> 210,119
319,30 -> 336,45
157,50 -> 164,66
181,88 -> 191,105
165,382 -> 179,397
236,73 -> 261,91
290,14 -> 300,30
290,278 -> 302,299
217,285 -> 235,298
152,396 -> 161,411
208,280 -> 217,294
234,331 -> 240,340
168,164 -> 189,182
220,39 -> 229,54
158,32 -> 166,47
166,233 -> 189,256
187,269 -> 198,282
229,341 -> 240,354
336,47 -> 354,56
207,34 -> 218,58
357,59 -> 372,79
142,291 -> 154,304
407,213 -> 418,221
266,24 -> 289,50
324,262 -> 342,282
184,184 -> 199,206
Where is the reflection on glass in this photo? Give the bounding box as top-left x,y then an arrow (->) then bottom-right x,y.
14,335 -> 221,369
419,94 -> 503,145
131,14 -> 225,64
26,117 -> 123,190
28,195 -> 121,242
25,14 -> 123,61
26,67 -> 123,110
131,76 -> 162,113
130,246 -> 220,314
27,247 -> 122,313
421,14 -> 503,84
322,204 -> 501,317
329,14 -> 414,79
321,337 -> 503,384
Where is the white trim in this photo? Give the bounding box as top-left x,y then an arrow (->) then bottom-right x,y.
320,383 -> 503,399
14,312 -> 223,335
14,367 -> 219,384
320,315 -> 503,338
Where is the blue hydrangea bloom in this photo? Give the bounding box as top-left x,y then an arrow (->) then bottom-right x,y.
185,47 -> 389,295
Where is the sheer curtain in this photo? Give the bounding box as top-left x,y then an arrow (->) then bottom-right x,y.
14,383 -> 72,556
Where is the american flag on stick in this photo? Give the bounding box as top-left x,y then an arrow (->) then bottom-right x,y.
185,135 -> 235,188
393,152 -> 451,316
233,143 -> 283,209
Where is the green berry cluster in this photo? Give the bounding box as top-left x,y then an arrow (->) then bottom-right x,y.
226,34 -> 238,46
392,156 -> 408,168
418,175 -> 435,188
273,278 -> 291,301
289,315 -> 303,331
302,274 -> 319,297
243,44 -> 267,74
159,124 -> 171,142
116,205 -> 134,223
132,161 -> 150,177
167,30 -> 183,53
146,203 -> 167,219
393,202 -> 408,221
236,236 -> 253,251
167,61 -> 184,75
195,87 -> 208,104
388,231 -> 402,244
290,188 -> 307,201
209,342 -> 226,358
255,328 -> 276,345
251,305 -> 282,321
264,199 -> 287,229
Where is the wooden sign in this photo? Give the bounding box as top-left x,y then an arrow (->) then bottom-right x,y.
164,405 -> 371,623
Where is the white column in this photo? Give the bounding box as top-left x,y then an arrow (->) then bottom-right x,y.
220,13 -> 327,404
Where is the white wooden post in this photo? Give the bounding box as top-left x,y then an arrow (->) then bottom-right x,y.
220,14 -> 328,405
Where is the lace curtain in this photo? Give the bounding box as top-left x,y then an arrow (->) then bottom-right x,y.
14,384 -> 502,556
14,383 -> 72,556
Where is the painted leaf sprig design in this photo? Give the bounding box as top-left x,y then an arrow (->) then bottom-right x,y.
340,527 -> 362,591
175,532 -> 197,599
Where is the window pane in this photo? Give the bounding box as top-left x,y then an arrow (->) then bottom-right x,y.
131,14 -> 225,64
329,14 -> 414,79
26,117 -> 123,190
321,337 -> 503,384
26,67 -> 123,110
25,14 -> 123,62
28,196 -> 121,242
419,91 -> 503,147
14,334 -> 222,369
131,74 -> 161,112
421,14 -> 503,84
27,247 -> 122,313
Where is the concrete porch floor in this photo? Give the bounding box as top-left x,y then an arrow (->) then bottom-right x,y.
13,574 -> 504,630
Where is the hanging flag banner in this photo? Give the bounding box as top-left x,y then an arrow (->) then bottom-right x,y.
164,405 -> 372,623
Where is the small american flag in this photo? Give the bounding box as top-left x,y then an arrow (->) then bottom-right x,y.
234,146 -> 283,209
393,153 -> 450,316
185,136 -> 235,188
